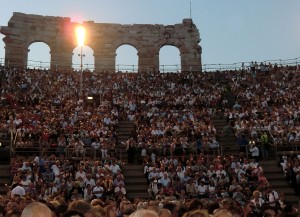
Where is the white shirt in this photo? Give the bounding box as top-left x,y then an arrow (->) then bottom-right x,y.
85,178 -> 96,188
268,191 -> 279,206
114,186 -> 126,195
250,146 -> 259,157
75,171 -> 87,180
197,185 -> 207,195
93,185 -> 104,198
92,142 -> 100,150
109,164 -> 121,175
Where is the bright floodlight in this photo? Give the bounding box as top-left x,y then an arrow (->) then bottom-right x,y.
76,26 -> 85,46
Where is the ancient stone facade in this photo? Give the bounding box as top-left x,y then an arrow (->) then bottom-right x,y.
0,12 -> 202,72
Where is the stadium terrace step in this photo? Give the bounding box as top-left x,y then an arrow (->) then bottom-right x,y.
212,114 -> 240,157
122,169 -> 144,177
0,163 -> 11,196
266,174 -> 287,182
284,195 -> 300,204
276,188 -> 296,196
126,192 -> 149,200
260,160 -> 300,204
259,161 -> 283,175
122,164 -> 148,200
125,177 -> 147,185
117,135 -> 132,142
268,181 -> 292,189
116,121 -> 135,163
0,186 -> 9,196
125,185 -> 148,193
0,177 -> 11,184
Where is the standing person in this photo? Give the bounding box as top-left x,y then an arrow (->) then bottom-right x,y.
260,131 -> 270,160
126,138 -> 136,164
249,142 -> 259,162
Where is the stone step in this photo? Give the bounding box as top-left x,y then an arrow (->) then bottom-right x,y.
125,185 -> 148,193
126,192 -> 149,200
259,161 -> 278,166
284,195 -> 300,204
268,181 -> 291,188
117,127 -> 135,131
116,130 -> 134,135
123,165 -> 144,170
117,129 -> 135,134
261,165 -> 282,174
117,135 -> 131,141
125,177 -> 147,185
266,174 -> 287,181
118,121 -> 134,124
123,171 -> 144,178
0,165 -> 10,169
276,188 -> 296,196
0,180 -> 10,187
0,185 -> 9,195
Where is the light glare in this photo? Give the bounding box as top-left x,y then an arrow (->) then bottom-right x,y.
76,26 -> 85,46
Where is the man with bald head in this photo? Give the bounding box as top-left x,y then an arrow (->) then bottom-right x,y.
21,202 -> 52,217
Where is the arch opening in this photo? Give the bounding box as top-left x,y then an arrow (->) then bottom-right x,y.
116,45 -> 138,73
159,45 -> 181,73
0,35 -> 4,66
72,45 -> 94,72
28,42 -> 51,69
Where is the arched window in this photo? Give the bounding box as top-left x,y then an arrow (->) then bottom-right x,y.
28,42 -> 51,69
159,45 -> 181,73
116,45 -> 138,73
72,46 -> 94,71
0,35 -> 4,66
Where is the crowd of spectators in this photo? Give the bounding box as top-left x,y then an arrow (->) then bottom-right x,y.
278,152 -> 300,196
0,63 -> 300,216
222,64 -> 300,159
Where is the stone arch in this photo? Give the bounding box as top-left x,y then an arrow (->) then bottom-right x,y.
115,44 -> 139,72
112,38 -> 141,53
27,41 -> 51,69
0,12 -> 202,72
72,45 -> 95,71
159,45 -> 181,72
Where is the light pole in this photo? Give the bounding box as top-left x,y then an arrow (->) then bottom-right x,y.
79,45 -> 83,96
76,26 -> 86,97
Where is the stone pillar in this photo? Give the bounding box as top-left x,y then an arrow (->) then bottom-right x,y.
138,49 -> 158,72
181,46 -> 202,72
50,47 -> 73,71
4,41 -> 28,69
94,52 -> 116,72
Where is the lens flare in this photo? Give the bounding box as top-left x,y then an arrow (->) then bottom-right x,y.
76,26 -> 85,46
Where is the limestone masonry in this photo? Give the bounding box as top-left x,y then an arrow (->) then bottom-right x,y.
0,12 -> 202,72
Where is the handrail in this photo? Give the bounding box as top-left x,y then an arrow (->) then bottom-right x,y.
1,57 -> 299,72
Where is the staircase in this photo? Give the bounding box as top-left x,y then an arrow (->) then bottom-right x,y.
116,121 -> 149,200
0,148 -> 11,196
122,164 -> 148,200
259,161 -> 300,205
212,113 -> 240,156
220,78 -> 236,109
116,121 -> 135,163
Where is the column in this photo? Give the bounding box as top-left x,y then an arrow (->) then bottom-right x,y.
94,51 -> 116,72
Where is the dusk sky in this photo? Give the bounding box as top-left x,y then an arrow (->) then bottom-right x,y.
0,0 -> 300,70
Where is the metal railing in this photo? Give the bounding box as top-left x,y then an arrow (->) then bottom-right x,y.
202,57 -> 300,72
1,57 -> 299,72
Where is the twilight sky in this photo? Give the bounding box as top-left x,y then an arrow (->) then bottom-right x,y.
0,0 -> 300,70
